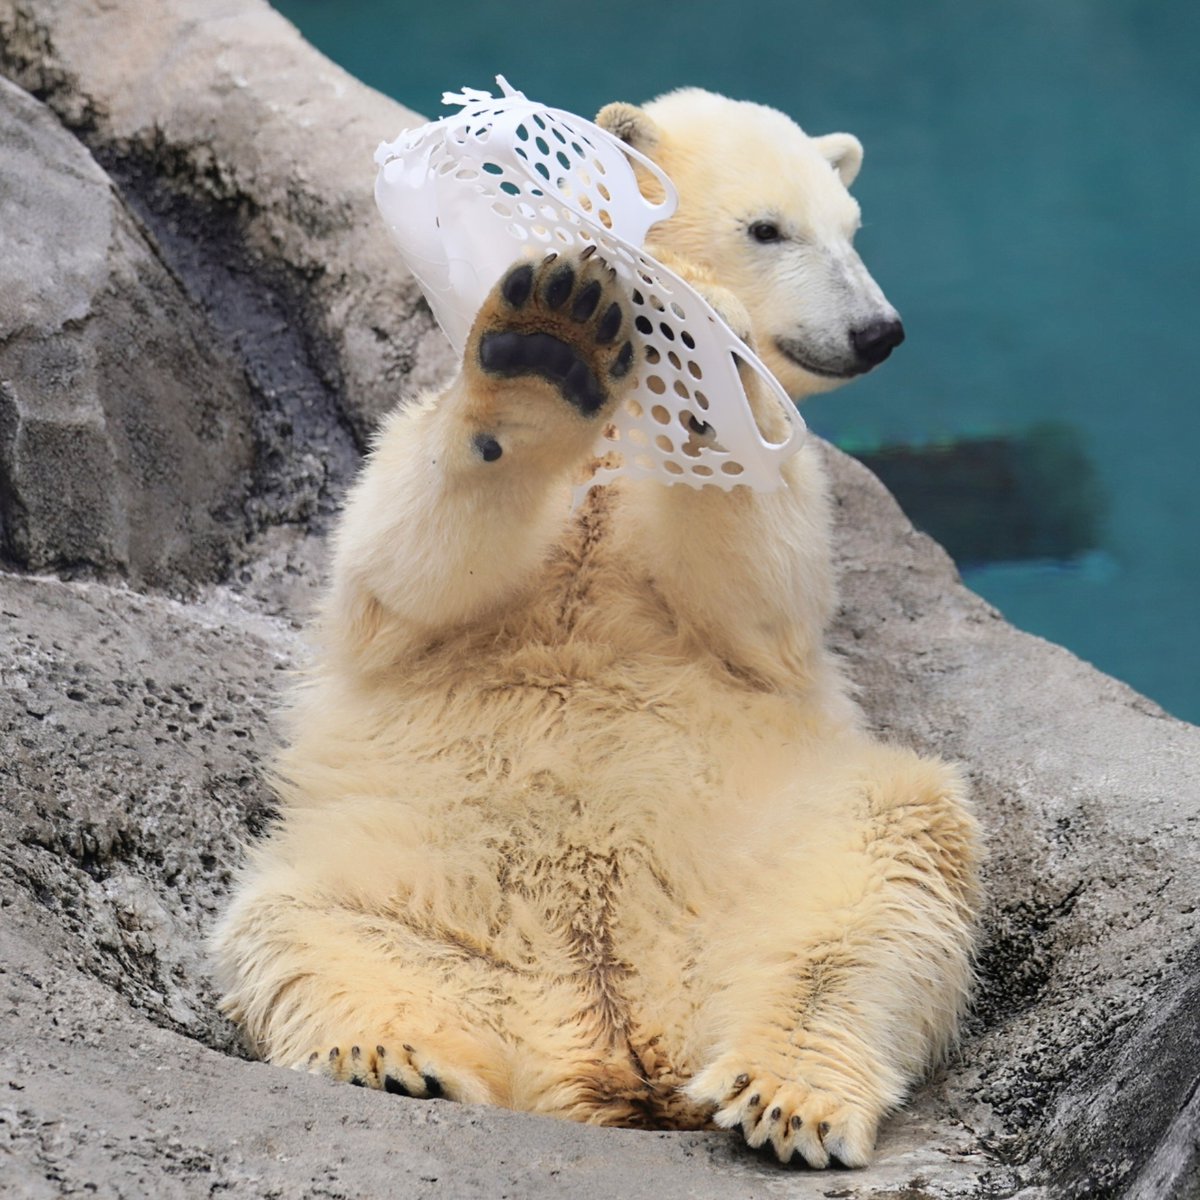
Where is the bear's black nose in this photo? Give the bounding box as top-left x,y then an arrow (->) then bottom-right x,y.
850,318 -> 906,368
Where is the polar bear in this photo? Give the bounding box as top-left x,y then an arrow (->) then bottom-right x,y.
212,91 -> 978,1170
598,88 -> 906,400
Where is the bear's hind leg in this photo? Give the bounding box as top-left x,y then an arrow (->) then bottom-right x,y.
685,749 -> 979,1167
212,884 -> 514,1106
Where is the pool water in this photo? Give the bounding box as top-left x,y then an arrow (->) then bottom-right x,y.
271,0 -> 1200,724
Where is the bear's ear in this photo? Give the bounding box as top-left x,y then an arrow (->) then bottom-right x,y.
813,133 -> 864,188
596,102 -> 663,156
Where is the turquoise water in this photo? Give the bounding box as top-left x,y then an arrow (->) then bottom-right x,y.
272,0 -> 1200,723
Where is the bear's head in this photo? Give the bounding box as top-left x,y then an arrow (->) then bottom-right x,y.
597,89 -> 904,401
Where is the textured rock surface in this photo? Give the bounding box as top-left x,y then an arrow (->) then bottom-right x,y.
0,78 -> 255,587
0,1 -> 1197,1198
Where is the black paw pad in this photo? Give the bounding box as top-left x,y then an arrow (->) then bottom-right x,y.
479,331 -> 525,373
501,263 -> 534,308
543,264 -> 575,310
610,340 -> 635,380
422,1074 -> 445,1100
596,302 -> 622,344
570,279 -> 602,322
479,331 -> 607,417
474,434 -> 503,462
383,1075 -> 412,1097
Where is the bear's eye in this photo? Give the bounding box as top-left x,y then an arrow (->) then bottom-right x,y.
748,220 -> 783,244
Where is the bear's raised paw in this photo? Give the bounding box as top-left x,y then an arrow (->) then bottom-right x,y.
470,249 -> 636,420
686,1058 -> 878,1168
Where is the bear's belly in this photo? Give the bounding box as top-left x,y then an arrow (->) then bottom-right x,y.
417,831 -> 714,1127
280,646 -> 836,1123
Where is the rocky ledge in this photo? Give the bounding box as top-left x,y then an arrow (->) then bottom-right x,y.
0,2 -> 1196,1197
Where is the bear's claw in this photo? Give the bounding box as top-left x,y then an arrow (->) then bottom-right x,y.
299,1043 -> 447,1101
686,1057 -> 878,1168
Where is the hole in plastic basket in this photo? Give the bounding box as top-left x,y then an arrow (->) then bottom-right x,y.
659,323 -> 676,342
508,222 -> 527,238
532,114 -> 546,130
598,182 -> 611,201
535,136 -> 550,155
664,460 -> 684,476
491,200 -> 513,218
681,330 -> 696,350
483,162 -> 504,175
673,380 -> 690,399
645,346 -> 661,365
554,228 -> 572,244
516,123 -> 529,141
626,399 -> 644,419
557,151 -> 570,169
598,209 -> 613,229
535,162 -> 550,181
646,374 -> 666,395
627,427 -> 648,447
687,360 -> 703,379
651,404 -> 670,424
721,461 -> 745,476
693,464 -> 714,477
500,180 -> 520,196
552,127 -> 566,144
655,435 -> 674,453
454,167 -> 479,181
592,157 -> 607,176
531,225 -> 551,241
667,350 -> 682,370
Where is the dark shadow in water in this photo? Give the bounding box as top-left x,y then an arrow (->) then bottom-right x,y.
852,422 -> 1106,568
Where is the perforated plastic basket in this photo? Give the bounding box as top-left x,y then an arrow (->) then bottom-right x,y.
375,78 -> 806,492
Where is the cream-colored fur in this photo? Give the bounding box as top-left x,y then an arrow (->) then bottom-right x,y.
212,92 -> 979,1169
601,88 -> 904,399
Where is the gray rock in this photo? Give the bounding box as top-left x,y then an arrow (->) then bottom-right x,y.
0,0 -> 456,456
0,78 -> 255,587
0,1 -> 1197,1197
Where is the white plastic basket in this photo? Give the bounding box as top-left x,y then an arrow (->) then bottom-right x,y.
375,77 -> 806,492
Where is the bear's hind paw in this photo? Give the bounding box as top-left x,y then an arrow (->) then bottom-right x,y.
298,1042 -> 445,1100
686,1059 -> 877,1168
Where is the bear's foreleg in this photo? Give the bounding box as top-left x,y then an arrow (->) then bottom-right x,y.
686,750 -> 979,1167
615,276 -> 843,693
325,249 -> 638,671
